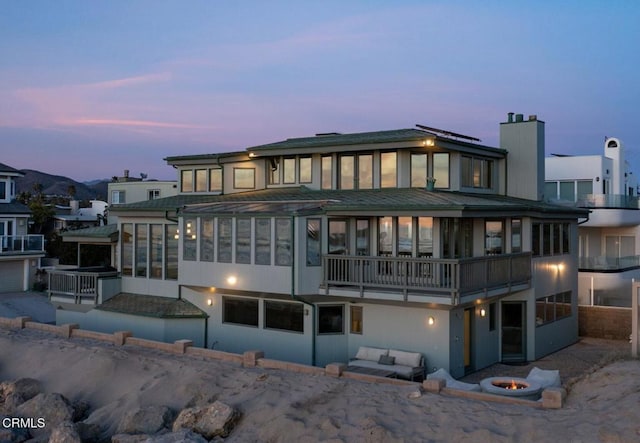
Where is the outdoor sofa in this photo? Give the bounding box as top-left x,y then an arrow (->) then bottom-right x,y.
349,346 -> 425,381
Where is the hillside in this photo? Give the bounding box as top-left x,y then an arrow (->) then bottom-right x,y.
15,169 -> 109,201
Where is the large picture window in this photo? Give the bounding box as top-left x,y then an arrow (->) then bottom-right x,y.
183,219 -> 197,261
485,220 -> 504,255
358,154 -> 373,189
339,155 -> 355,190
299,157 -> 312,183
121,223 -> 133,276
275,218 -> 291,266
283,158 -> 296,184
536,291 -> 572,326
223,297 -> 258,327
511,219 -> 521,253
265,301 -> 304,332
433,153 -> 450,188
135,224 -> 148,277
181,170 -> 193,192
149,224 -> 163,278
234,168 -> 255,189
165,224 -> 178,280
380,152 -> 397,188
306,218 -> 321,266
321,156 -> 332,189
209,169 -> 222,192
200,218 -> 214,262
195,169 -> 207,192
411,153 -> 427,188
350,306 -> 363,334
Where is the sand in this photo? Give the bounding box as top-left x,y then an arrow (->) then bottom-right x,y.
1,327 -> 639,442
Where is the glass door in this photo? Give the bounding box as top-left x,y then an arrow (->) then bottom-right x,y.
501,302 -> 526,362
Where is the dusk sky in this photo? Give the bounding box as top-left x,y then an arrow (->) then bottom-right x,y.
1,1 -> 638,182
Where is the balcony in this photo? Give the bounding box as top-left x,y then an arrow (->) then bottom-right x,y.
577,194 -> 640,209
579,255 -> 640,272
0,235 -> 45,255
48,267 -> 120,305
322,252 -> 532,305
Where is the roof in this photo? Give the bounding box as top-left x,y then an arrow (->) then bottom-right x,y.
0,163 -> 24,176
163,187 -> 589,218
60,224 -> 118,240
96,293 -> 208,319
246,128 -> 506,155
0,201 -> 31,215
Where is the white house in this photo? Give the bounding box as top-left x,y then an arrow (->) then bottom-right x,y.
546,137 -> 639,307
0,163 -> 46,292
54,113 -> 587,378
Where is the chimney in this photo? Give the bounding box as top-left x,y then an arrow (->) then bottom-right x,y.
500,112 -> 545,200
124,169 -> 129,179
507,112 -> 514,123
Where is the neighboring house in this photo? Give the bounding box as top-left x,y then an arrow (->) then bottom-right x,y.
0,163 -> 45,292
53,113 -> 587,378
546,137 -> 639,307
53,199 -> 108,232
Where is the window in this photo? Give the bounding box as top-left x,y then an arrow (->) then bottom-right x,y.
321,156 -> 332,189
283,158 -> 296,184
0,181 -> 5,200
195,169 -> 207,192
433,153 -> 450,188
461,156 -> 492,189
269,158 -> 280,185
576,180 -> 592,200
181,170 -> 193,192
255,218 -> 271,265
217,218 -> 232,263
165,224 -> 178,280
356,219 -> 370,256
378,217 -> 393,256
543,224 -> 551,255
358,154 -> 373,189
559,182 -> 574,201
183,219 -> 197,261
533,222 -> 570,257
328,219 -> 347,255
147,189 -> 160,200
135,224 -> 148,277
441,218 -> 473,258
149,224 -> 163,278
553,224 -> 561,254
511,219 -> 521,253
200,218 -> 214,262
236,218 -> 251,264
485,220 -> 504,255
398,217 -> 412,256
339,155 -> 355,190
536,291 -> 572,326
121,223 -> 133,276
318,305 -> 344,334
380,152 -> 397,188
223,297 -> 258,327
275,218 -> 291,266
418,217 -> 433,257
233,168 -> 255,189
306,218 -> 321,266
209,169 -> 222,192
489,303 -> 496,331
112,190 -> 126,204
411,153 -> 427,188
350,306 -> 363,334
544,182 -> 557,199
265,301 -> 303,332
299,157 -> 312,183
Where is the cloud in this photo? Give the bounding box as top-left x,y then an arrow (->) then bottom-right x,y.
68,118 -> 204,130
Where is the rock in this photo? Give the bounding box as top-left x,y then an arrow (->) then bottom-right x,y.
15,393 -> 75,437
111,434 -> 150,443
0,378 -> 43,413
145,429 -> 209,442
76,421 -> 103,442
72,399 -> 92,421
116,405 -> 174,435
172,401 -> 240,439
0,415 -> 30,442
48,421 -> 81,443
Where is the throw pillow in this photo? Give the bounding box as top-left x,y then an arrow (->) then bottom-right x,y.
378,355 -> 396,366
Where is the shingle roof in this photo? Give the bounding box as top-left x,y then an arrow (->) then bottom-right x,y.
60,224 -> 118,239
96,293 -> 208,318
0,163 -> 23,175
0,201 -> 31,215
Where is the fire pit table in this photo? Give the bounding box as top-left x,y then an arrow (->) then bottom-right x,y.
480,377 -> 542,400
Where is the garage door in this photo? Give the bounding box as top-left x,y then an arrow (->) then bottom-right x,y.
0,261 -> 24,292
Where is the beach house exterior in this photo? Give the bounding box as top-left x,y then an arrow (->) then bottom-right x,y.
54,114 -> 587,378
0,163 -> 45,292
546,137 -> 640,307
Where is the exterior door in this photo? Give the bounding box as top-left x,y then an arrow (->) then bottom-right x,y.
501,301 -> 526,362
464,308 -> 474,373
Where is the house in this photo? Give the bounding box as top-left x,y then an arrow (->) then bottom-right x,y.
53,113 -> 587,378
0,163 -> 46,292
53,199 -> 108,232
546,137 -> 639,307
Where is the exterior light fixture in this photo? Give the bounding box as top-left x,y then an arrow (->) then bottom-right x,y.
249,152 -> 256,158
227,275 -> 237,285
423,139 -> 435,147
428,316 -> 435,326
207,299 -> 213,306
174,229 -> 180,240
480,308 -> 486,317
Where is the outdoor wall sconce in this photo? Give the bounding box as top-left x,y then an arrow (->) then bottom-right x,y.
174,229 -> 180,240
207,299 -> 213,306
480,308 -> 486,317
428,316 -> 435,326
304,309 -> 309,316
423,139 -> 435,147
596,177 -> 600,182
226,275 -> 237,285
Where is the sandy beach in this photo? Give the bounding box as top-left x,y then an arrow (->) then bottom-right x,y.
0,325 -> 638,442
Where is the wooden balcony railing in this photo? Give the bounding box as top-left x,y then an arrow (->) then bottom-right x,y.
323,252 -> 531,304
48,267 -> 118,304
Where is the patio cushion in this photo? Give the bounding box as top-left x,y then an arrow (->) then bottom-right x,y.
427,368 -> 481,392
355,346 -> 389,362
388,349 -> 422,368
526,367 -> 561,389
378,355 -> 396,365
